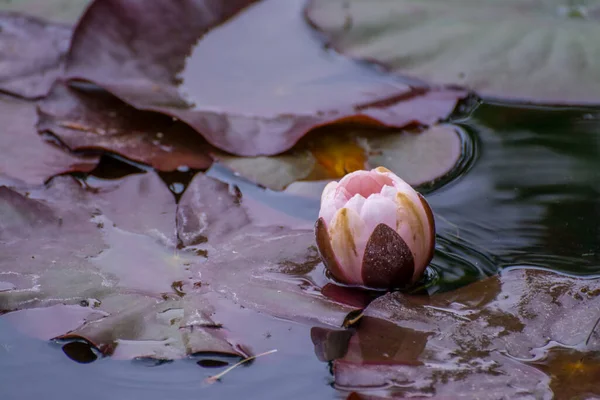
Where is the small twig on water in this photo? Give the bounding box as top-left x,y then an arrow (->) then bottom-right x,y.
585,316 -> 600,347
205,349 -> 278,384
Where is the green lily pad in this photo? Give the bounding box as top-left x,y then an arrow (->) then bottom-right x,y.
305,0 -> 600,105
0,0 -> 90,23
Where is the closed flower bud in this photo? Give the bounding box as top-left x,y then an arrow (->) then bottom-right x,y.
315,167 -> 435,289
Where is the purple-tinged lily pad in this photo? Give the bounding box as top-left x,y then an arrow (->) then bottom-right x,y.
177,172 -> 358,326
305,0 -> 600,105
317,268 -> 600,398
64,0 -> 465,156
0,93 -> 98,185
0,13 -> 71,99
0,170 -> 358,360
37,83 -> 213,172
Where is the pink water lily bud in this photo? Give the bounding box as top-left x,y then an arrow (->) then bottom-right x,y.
315,167 -> 435,289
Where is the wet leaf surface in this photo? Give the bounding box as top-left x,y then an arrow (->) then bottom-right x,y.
64,0 -> 465,156
0,93 -> 98,185
0,171 -> 357,360
38,83 -> 213,172
316,268 -> 600,398
306,0 -> 600,105
0,13 -> 71,99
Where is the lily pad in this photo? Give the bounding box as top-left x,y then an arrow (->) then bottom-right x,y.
64,0 -> 465,156
0,170 -> 357,360
0,93 -> 98,185
315,268 -> 600,398
305,0 -> 600,105
0,0 -> 90,23
37,83 -> 213,172
0,13 -> 71,98
216,124 -> 465,191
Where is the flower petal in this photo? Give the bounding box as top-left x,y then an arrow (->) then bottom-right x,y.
319,181 -> 339,223
315,217 -> 346,282
359,193 -> 398,240
344,193 -> 366,216
328,207 -> 367,285
417,192 -> 436,277
381,184 -> 433,279
362,223 -> 414,289
338,170 -> 391,198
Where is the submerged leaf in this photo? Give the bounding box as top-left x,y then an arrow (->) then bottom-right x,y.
0,94 -> 97,185
216,124 -> 464,191
306,0 -> 600,104
64,0 -> 465,156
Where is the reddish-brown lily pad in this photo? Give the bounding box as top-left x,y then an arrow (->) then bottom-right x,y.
64,0 -> 465,156
0,93 -> 98,185
0,13 -> 71,99
315,268 -> 600,398
37,83 -> 213,172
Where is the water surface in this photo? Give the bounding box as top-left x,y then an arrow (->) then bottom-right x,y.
1,98 -> 599,399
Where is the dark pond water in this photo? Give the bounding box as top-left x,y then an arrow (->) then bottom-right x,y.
1,98 -> 599,399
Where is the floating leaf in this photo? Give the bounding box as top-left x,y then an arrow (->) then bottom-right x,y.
305,0 -> 600,105
0,13 -> 71,98
0,0 -> 90,23
0,170 -> 357,360
64,0 -> 465,156
38,83 -> 213,172
0,93 -> 97,185
317,269 -> 600,398
216,124 -> 464,191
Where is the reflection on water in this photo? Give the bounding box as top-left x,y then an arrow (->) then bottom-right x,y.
432,102 -> 600,278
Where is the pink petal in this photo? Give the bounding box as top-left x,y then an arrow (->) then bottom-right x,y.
374,167 -> 413,192
338,170 -> 390,198
327,207 -> 367,286
319,181 -> 339,223
359,193 -> 398,243
380,184 -> 433,280
344,194 -> 366,215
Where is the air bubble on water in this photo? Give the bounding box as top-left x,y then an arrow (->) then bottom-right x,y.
169,182 -> 185,194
